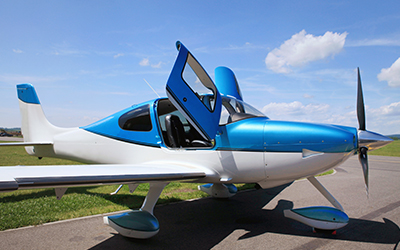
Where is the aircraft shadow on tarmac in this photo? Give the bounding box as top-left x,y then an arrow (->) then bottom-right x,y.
89,183 -> 400,250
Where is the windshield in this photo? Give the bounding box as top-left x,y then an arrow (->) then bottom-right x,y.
219,96 -> 267,125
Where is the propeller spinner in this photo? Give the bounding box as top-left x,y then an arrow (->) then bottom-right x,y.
356,67 -> 393,195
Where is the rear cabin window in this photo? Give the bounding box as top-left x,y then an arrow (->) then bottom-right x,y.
119,104 -> 152,131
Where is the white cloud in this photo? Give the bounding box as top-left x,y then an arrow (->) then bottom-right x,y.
261,101 -> 330,117
265,30 -> 347,74
260,100 -> 400,134
377,57 -> 400,87
151,61 -> 162,68
370,101 -> 400,116
260,101 -> 356,127
224,42 -> 267,51
113,53 -> 124,59
139,58 -> 150,66
367,102 -> 400,134
139,58 -> 163,68
13,49 -> 23,53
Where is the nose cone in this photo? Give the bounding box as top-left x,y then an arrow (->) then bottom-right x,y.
358,130 -> 393,151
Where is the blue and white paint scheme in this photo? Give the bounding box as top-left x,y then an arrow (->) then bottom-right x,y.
0,42 -> 393,239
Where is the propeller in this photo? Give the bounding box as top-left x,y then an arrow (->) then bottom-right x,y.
356,67 -> 369,195
357,68 -> 366,131
356,67 -> 393,196
359,146 -> 369,195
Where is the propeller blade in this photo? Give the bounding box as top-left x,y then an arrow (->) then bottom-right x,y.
358,147 -> 369,196
357,68 -> 366,131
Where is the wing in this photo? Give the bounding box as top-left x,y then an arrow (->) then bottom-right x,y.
0,164 -> 206,192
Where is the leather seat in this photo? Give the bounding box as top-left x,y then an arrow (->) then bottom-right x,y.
165,114 -> 212,148
165,115 -> 189,148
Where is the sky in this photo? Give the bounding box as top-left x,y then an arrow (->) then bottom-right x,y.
1,1 -> 399,135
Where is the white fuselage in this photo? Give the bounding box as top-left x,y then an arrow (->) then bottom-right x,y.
28,127 -> 354,189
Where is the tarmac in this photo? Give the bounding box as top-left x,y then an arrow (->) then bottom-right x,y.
0,155 -> 399,249
0,137 -> 23,141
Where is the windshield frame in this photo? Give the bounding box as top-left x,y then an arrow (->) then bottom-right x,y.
219,96 -> 267,125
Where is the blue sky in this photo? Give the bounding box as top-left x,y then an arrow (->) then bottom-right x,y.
1,1 -> 399,135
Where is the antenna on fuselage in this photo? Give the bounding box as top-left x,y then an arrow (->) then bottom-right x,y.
143,78 -> 161,98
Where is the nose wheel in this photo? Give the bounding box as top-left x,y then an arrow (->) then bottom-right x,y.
284,176 -> 349,231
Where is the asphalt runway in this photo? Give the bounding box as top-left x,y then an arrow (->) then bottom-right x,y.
0,155 -> 399,249
0,137 -> 23,141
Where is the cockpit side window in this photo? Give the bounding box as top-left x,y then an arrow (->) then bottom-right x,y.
119,104 -> 152,131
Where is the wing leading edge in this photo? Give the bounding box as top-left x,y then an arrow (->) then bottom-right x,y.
0,164 -> 206,192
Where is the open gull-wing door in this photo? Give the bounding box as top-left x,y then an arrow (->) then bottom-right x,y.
166,41 -> 222,141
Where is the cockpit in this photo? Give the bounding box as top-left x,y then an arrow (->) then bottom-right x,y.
84,42 -> 268,150
156,96 -> 267,148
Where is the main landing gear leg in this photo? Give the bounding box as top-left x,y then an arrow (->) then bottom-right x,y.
284,176 -> 349,231
104,182 -> 168,239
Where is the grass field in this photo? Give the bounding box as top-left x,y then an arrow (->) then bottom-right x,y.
0,140 -> 398,231
369,139 -> 400,157
0,143 -> 255,230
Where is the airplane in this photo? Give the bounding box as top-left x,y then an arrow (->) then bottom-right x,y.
0,41 -> 393,239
